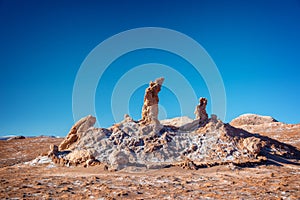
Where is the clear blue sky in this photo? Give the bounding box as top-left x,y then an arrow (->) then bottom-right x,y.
0,0 -> 299,137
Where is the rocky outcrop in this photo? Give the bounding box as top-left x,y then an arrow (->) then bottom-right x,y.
47,78 -> 300,170
194,97 -> 208,123
59,115 -> 96,151
230,114 -> 300,159
49,143 -> 100,167
48,144 -> 58,157
241,137 -> 262,157
52,113 -> 271,170
140,77 -> 164,126
7,136 -> 26,141
160,116 -> 193,127
230,114 -> 277,126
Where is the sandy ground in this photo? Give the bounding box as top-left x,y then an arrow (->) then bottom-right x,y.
0,137 -> 63,168
0,137 -> 299,199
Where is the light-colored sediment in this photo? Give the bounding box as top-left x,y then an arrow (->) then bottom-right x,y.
45,78 -> 299,171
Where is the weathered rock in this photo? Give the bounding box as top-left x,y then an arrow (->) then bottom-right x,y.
123,114 -> 133,123
48,144 -> 58,157
140,77 -> 164,126
7,136 -> 26,141
59,115 -> 96,151
230,114 -> 277,126
51,116 -> 299,170
85,158 -> 101,167
160,116 -> 193,127
242,137 -> 262,157
64,149 -> 94,165
50,144 -> 58,153
109,149 -> 130,170
194,97 -> 208,123
46,78 -> 300,170
210,114 -> 218,123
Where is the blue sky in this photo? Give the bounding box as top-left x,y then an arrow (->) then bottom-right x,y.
0,0 -> 299,136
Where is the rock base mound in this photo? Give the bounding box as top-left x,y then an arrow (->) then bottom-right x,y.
48,114 -> 299,170
47,78 -> 300,170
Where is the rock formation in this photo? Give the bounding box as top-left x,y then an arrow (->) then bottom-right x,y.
242,137 -> 262,157
47,78 -> 300,171
59,115 -> 96,151
230,113 -> 277,127
7,136 -> 26,141
194,97 -> 208,123
48,144 -> 58,156
230,114 -> 300,158
140,77 -> 164,126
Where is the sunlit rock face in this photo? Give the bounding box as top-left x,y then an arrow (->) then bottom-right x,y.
59,115 -> 96,151
140,77 -> 164,128
48,78 -> 299,170
230,113 -> 277,127
194,97 -> 208,123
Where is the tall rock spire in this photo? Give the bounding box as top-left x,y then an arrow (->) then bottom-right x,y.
140,77 -> 164,126
194,97 -> 208,123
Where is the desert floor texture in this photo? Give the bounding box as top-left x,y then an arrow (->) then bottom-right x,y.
0,134 -> 299,200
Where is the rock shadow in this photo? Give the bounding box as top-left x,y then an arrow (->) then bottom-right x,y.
225,123 -> 300,166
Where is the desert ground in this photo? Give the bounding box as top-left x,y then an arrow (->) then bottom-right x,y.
0,132 -> 299,200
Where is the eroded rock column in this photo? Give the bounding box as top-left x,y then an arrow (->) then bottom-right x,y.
194,97 -> 208,123
140,77 -> 164,126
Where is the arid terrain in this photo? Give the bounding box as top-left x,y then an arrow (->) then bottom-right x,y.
1,79 -> 300,199
0,117 -> 300,199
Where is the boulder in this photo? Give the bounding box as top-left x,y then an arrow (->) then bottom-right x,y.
65,149 -> 94,165
59,115 -> 96,150
242,137 -> 262,157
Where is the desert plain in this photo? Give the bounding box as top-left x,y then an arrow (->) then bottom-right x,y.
1,78 -> 299,199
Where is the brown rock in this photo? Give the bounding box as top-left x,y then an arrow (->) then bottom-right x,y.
50,144 -> 58,153
48,144 -> 59,157
7,136 -> 26,141
210,114 -> 218,123
59,157 -> 65,165
140,77 -> 164,126
230,114 -> 277,126
194,97 -> 208,123
59,115 -> 96,150
65,149 -> 93,165
85,158 -> 97,167
242,137 -> 262,157
33,78 -> 299,171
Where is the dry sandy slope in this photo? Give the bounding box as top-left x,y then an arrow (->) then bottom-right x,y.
0,137 -> 63,168
0,135 -> 300,199
230,114 -> 300,155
